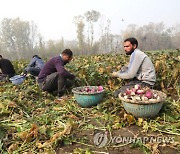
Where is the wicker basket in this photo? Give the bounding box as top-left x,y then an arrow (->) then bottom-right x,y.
119,90 -> 167,118
72,86 -> 105,107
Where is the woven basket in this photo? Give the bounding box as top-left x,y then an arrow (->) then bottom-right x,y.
72,86 -> 105,107
118,90 -> 167,105
119,90 -> 167,118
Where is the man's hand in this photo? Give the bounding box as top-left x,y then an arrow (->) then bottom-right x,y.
23,70 -> 28,75
74,77 -> 81,86
120,66 -> 128,72
74,77 -> 81,83
110,72 -> 118,77
21,72 -> 26,76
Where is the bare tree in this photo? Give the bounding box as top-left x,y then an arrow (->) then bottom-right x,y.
73,15 -> 85,54
168,24 -> 180,49
0,17 -> 40,59
99,19 -> 113,53
121,22 -> 175,51
84,10 -> 100,49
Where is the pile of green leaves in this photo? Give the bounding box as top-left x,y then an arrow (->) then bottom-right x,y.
0,51 -> 179,153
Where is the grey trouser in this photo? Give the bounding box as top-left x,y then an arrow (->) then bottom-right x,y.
26,67 -> 41,76
114,79 -> 153,97
39,72 -> 73,96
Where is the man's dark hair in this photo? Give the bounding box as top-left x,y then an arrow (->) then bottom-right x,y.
124,37 -> 138,48
33,55 -> 41,59
62,49 -> 73,57
0,55 -> 2,58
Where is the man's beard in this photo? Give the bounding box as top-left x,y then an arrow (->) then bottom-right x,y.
64,61 -> 69,65
126,49 -> 134,55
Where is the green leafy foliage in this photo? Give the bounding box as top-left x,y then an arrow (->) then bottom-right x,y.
0,51 -> 179,153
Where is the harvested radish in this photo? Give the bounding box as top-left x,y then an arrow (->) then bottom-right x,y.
130,91 -> 136,96
91,89 -> 95,93
134,96 -> 141,101
134,84 -> 141,90
145,90 -> 153,99
85,87 -> 90,92
141,96 -> 148,101
77,86 -> 104,93
136,89 -> 145,95
125,89 -> 131,95
98,86 -> 103,91
124,95 -> 128,99
121,84 -> 161,103
131,88 -> 136,93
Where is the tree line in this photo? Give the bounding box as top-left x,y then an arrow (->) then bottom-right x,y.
0,10 -> 180,60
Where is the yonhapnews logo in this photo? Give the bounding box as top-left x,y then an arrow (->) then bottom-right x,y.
93,131 -> 109,148
93,131 -> 174,148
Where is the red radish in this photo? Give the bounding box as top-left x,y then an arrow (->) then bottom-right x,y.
98,86 -> 103,91
136,89 -> 145,95
131,88 -> 137,93
121,85 -> 160,101
80,86 -> 105,93
125,89 -> 131,95
85,87 -> 90,92
130,88 -> 136,96
145,90 -> 153,99
91,88 -> 95,93
134,84 -> 141,90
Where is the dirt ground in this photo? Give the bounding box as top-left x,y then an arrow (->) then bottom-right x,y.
57,125 -> 179,154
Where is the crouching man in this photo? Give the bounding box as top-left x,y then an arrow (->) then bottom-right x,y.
0,55 -> 15,81
111,38 -> 156,97
37,49 -> 75,98
24,55 -> 44,77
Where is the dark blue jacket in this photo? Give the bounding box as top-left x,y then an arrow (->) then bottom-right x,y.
25,56 -> 44,71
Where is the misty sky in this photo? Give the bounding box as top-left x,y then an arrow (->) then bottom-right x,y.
0,0 -> 179,41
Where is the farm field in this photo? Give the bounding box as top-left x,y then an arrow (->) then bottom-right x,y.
0,51 -> 179,154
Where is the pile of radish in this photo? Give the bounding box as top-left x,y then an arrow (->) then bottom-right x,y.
120,84 -> 160,102
76,86 -> 104,93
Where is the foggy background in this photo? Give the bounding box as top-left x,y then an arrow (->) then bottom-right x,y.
0,0 -> 180,59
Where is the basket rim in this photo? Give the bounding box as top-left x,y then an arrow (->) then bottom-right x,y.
72,86 -> 105,95
118,89 -> 167,104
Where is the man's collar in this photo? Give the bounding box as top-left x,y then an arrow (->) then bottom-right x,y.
59,54 -> 66,65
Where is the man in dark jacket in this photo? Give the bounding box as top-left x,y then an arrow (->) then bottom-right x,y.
24,55 -> 44,76
38,49 -> 75,97
0,55 -> 15,81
